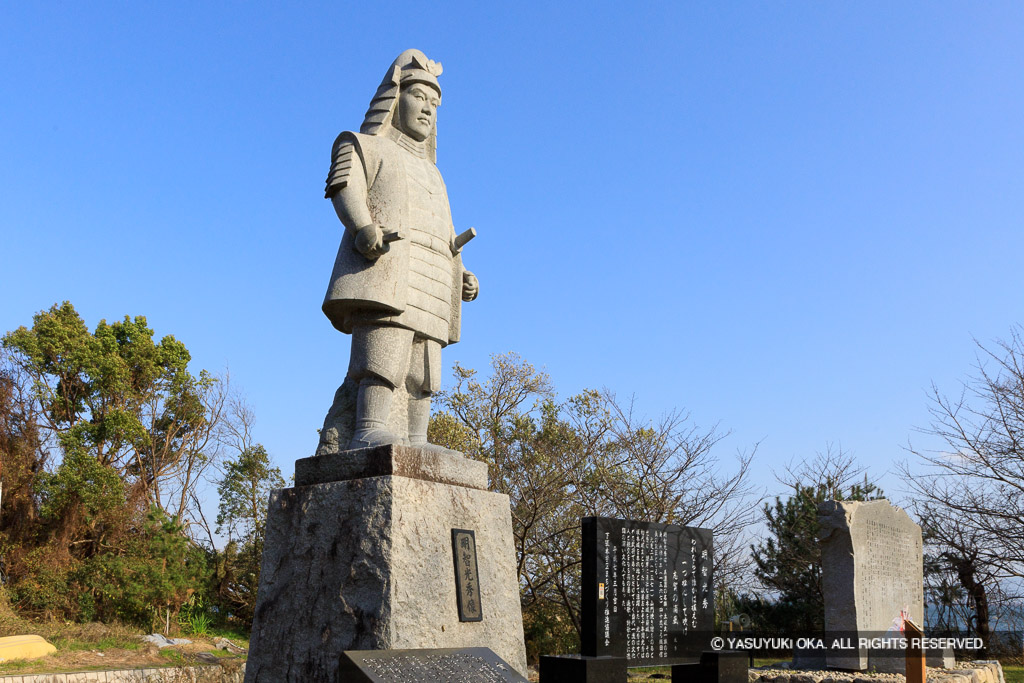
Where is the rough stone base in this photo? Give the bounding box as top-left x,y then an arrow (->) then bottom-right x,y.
749,659 -> 1004,683
244,450 -> 527,682
868,647 -> 956,674
868,648 -> 910,675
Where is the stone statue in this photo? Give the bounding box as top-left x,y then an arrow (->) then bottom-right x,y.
245,52 -> 527,680
317,49 -> 479,454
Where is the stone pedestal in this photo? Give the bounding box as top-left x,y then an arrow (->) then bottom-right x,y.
244,445 -> 527,682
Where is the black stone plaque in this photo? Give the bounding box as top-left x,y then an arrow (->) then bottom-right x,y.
452,528 -> 483,622
339,647 -> 527,682
581,516 -> 714,666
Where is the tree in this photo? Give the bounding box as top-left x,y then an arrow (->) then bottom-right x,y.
902,328 -> 1024,647
214,444 -> 285,625
751,448 -> 883,632
0,358 -> 47,551
216,445 -> 283,546
1,302 -> 230,535
73,507 -> 209,627
429,352 -> 759,661
583,392 -> 758,595
0,302 -> 232,625
904,329 -> 1024,575
914,502 -> 996,651
430,354 -> 583,659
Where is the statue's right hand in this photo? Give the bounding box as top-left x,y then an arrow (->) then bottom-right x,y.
354,223 -> 386,259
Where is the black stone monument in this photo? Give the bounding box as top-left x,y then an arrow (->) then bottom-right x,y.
581,516 -> 714,665
540,516 -> 727,683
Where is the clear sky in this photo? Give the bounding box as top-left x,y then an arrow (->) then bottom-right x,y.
2,2 -> 1022,508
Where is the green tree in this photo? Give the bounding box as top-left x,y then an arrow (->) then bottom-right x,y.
0,302 -> 231,625
216,445 -> 283,546
213,444 -> 284,625
2,302 -> 228,532
74,508 -> 209,627
751,449 -> 883,632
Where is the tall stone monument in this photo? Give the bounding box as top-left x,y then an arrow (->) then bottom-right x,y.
818,499 -> 924,672
244,50 -> 527,682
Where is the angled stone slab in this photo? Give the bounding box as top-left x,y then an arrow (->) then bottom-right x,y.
340,647 -> 526,682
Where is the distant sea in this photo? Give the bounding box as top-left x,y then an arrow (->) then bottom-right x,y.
925,603 -> 1024,632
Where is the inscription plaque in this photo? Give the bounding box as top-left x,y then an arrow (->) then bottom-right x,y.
581,516 -> 714,666
452,528 -> 483,622
340,647 -> 527,683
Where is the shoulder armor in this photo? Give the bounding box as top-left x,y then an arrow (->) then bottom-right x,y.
325,132 -> 361,199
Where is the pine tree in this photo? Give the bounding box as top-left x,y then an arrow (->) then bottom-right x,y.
751,475 -> 883,632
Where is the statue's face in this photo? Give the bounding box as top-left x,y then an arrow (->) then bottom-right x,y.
395,83 -> 440,142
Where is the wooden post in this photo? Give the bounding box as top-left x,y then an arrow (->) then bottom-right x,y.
905,619 -> 926,683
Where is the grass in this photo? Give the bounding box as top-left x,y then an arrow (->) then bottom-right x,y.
1003,665 -> 1023,683
48,631 -> 141,652
0,659 -> 32,672
1,597 -> 140,649
158,649 -> 189,666
630,666 -> 671,678
754,658 -> 790,668
0,597 -> 248,676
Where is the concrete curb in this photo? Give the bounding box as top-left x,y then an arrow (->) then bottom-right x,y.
0,663 -> 245,683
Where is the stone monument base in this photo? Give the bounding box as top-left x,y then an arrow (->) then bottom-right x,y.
539,654 -> 627,683
672,651 -> 749,683
867,646 -> 956,674
244,445 -> 527,682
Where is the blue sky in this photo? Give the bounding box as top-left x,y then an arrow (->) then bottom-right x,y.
2,2 -> 1023,508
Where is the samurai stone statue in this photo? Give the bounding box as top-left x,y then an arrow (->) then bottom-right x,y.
316,49 -> 479,455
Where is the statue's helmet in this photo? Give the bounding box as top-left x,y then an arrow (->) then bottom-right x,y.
360,49 -> 443,160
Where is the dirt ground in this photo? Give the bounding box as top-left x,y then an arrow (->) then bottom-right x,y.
0,635 -> 246,676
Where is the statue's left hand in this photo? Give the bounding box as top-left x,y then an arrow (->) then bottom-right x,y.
462,271 -> 479,302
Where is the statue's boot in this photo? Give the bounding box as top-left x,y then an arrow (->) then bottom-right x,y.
349,378 -> 403,449
407,395 -> 462,457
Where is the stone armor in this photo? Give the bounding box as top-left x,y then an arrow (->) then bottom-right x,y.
322,127 -> 464,346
